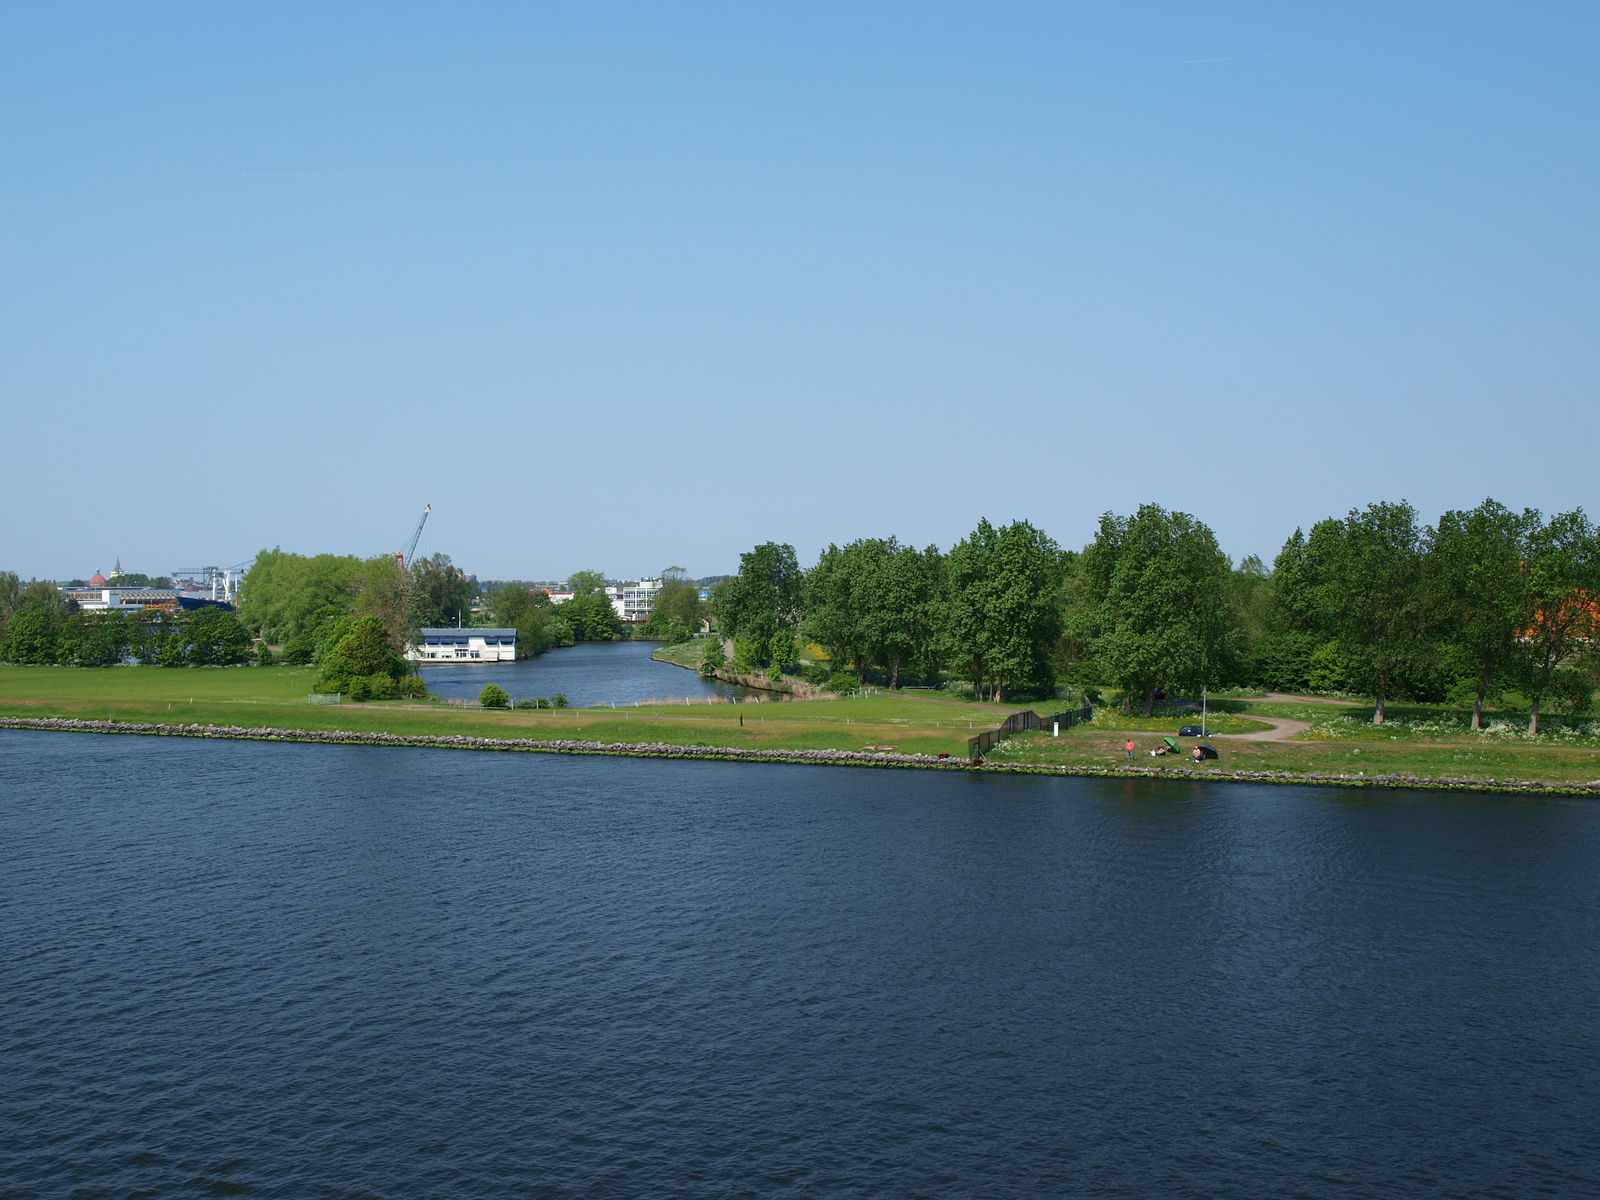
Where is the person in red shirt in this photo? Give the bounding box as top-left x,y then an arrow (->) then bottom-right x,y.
1125,739 -> 1135,761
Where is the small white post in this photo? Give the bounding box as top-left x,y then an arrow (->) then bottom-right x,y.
1053,720 -> 1059,737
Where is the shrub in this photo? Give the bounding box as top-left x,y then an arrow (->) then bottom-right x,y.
392,674 -> 428,699
314,616 -> 409,694
280,631 -> 316,665
801,661 -> 830,686
480,683 -> 509,708
699,638 -> 727,679
824,670 -> 858,692
256,641 -> 275,666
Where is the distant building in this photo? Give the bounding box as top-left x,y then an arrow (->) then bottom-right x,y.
616,579 -> 662,624
407,628 -> 518,663
61,587 -> 182,613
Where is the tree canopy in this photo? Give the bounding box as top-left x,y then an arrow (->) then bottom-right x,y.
1073,505 -> 1235,714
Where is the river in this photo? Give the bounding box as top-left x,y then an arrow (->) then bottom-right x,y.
417,639 -> 755,706
2,731 -> 1595,1197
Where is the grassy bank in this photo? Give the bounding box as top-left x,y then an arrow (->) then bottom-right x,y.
4,666 -> 1598,789
649,639 -> 708,670
0,665 -> 1010,757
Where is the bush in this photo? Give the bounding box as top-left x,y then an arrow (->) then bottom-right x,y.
824,670 -> 859,692
393,674 -> 428,699
730,638 -> 761,674
280,631 -> 316,665
1547,669 -> 1595,715
698,638 -> 727,679
256,642 -> 275,666
314,616 -> 409,694
801,661 -> 830,686
480,683 -> 509,708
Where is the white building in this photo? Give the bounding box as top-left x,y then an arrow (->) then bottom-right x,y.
616,579 -> 662,623
408,628 -> 518,663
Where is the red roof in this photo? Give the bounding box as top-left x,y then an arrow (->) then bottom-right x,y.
88,572 -> 107,585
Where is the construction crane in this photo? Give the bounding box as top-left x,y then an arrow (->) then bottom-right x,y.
397,505 -> 431,573
170,559 -> 255,604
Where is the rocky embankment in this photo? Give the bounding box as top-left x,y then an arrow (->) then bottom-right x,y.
3,717 -> 1598,795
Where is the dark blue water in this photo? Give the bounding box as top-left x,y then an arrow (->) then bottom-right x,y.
418,640 -> 750,707
3,732 -> 1597,1198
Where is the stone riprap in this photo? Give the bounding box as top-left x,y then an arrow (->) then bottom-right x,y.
2,717 -> 1597,796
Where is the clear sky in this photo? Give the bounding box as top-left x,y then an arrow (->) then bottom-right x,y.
3,3 -> 1595,582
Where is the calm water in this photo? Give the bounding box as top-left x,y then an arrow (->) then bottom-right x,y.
3,732 -> 1597,1198
418,640 -> 751,706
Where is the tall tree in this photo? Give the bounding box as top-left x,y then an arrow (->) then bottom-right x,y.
1322,502 -> 1431,724
490,583 -> 552,657
1074,505 -> 1238,715
944,519 -> 1062,702
1515,508 -> 1600,735
408,553 -> 477,628
714,543 -> 802,665
861,540 -> 942,690
641,569 -> 707,643
1429,499 -> 1540,729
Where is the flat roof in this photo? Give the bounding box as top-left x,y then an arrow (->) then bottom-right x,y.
418,628 -> 517,637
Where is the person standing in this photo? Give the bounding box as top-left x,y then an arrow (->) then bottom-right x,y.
1125,739 -> 1135,761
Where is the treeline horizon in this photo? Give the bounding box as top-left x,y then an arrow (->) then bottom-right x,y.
6,498 -> 1596,736
710,498 -> 1599,732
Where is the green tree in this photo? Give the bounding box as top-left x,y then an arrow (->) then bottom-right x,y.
1252,520 -> 1349,692
58,612 -> 130,667
164,608 -> 255,667
698,636 -> 727,678
256,640 -> 276,666
1321,502 -> 1432,724
237,550 -> 366,643
945,519 -> 1063,702
641,570 -> 707,643
802,542 -> 871,681
715,543 -> 802,666
560,593 -> 622,641
567,570 -> 607,597
479,683 -> 509,708
1,609 -> 63,663
408,553 -> 477,628
315,616 -> 413,695
1074,506 -> 1238,714
1430,499 -> 1541,728
803,539 -> 943,688
489,582 -> 552,657
1514,508 -> 1600,735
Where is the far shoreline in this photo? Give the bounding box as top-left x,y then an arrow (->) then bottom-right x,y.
5,716 -> 1595,798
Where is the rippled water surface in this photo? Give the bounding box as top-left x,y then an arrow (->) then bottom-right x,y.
3,731 -> 1597,1198
418,640 -> 746,706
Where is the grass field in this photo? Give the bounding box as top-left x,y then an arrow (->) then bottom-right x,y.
4,665 -> 1599,787
0,664 -> 1013,757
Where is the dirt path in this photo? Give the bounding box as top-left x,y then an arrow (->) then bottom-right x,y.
1210,714 -> 1312,741
1249,693 -> 1350,705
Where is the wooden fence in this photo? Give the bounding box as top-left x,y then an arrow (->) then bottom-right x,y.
968,702 -> 1093,758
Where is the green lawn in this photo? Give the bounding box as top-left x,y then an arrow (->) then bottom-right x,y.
0,664 -> 1009,757
5,666 -> 1598,787
1077,711 -> 1272,734
649,639 -> 707,670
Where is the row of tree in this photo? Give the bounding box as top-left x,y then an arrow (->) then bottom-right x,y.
711,500 -> 1600,729
0,575 -> 257,667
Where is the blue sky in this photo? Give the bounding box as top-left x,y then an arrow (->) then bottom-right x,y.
3,3 -> 1595,581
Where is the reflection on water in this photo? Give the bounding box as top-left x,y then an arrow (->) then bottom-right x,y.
417,639 -> 761,707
